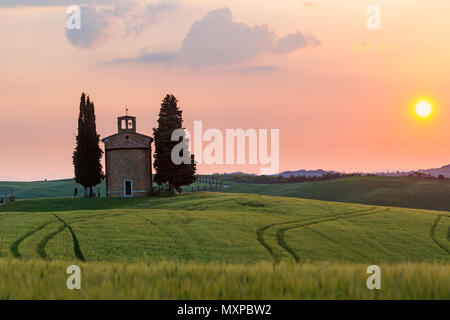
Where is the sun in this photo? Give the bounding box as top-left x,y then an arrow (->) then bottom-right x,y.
415,101 -> 432,117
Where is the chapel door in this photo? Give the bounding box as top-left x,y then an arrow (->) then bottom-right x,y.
124,180 -> 133,197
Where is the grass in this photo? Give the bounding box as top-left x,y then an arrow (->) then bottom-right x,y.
0,193 -> 449,264
3,175 -> 450,212
0,192 -> 448,299
1,259 -> 448,299
0,179 -> 106,199
222,176 -> 450,212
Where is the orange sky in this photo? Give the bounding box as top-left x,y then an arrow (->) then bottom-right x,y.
1,0 -> 450,180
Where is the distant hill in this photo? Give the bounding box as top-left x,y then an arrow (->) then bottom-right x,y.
376,164 -> 450,177
277,169 -> 330,177
217,164 -> 450,178
420,165 -> 450,177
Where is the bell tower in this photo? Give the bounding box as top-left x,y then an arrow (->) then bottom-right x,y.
103,111 -> 153,198
117,115 -> 136,133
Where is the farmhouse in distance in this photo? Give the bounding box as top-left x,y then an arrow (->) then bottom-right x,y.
102,115 -> 153,198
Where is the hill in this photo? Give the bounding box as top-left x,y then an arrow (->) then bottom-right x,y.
3,176 -> 450,212
1,193 -> 448,264
276,169 -> 329,177
421,164 -> 450,177
222,175 -> 450,212
0,193 -> 448,299
376,164 -> 450,177
0,179 -> 106,199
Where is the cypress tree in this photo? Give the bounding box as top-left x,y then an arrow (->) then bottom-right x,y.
153,94 -> 196,194
73,93 -> 104,197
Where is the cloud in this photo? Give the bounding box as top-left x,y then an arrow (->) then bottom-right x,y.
65,1 -> 178,48
177,8 -> 276,68
122,1 -> 178,35
238,66 -> 279,73
66,6 -> 116,48
274,31 -> 320,54
104,52 -> 174,64
108,8 -> 320,68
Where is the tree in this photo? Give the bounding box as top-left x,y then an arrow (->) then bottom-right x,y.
73,93 -> 104,197
153,94 -> 196,194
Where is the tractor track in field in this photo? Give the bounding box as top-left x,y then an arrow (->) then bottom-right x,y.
10,220 -> 54,258
37,220 -> 66,260
37,212 -> 121,261
54,215 -> 85,261
137,214 -> 194,259
305,227 -> 371,260
442,215 -> 450,242
276,208 -> 389,263
256,207 -> 378,264
11,212 -> 120,260
430,215 -> 450,255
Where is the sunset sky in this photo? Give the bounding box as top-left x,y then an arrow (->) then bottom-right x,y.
1,0 -> 450,180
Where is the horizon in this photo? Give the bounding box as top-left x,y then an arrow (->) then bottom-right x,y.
1,0 -> 449,180
2,163 -> 449,182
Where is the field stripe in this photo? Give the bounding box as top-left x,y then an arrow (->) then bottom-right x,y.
305,226 -> 370,260
9,211 -> 119,258
9,220 -> 55,258
430,215 -> 450,254
276,208 -> 389,263
256,207 -> 378,264
36,221 -> 66,260
39,212 -> 122,261
136,214 -> 194,259
442,215 -> 450,242
54,215 -> 86,262
16,212 -> 119,261
256,222 -> 284,263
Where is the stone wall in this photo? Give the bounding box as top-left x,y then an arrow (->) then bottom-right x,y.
105,148 -> 152,197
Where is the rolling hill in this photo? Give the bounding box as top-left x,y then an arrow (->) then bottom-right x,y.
2,175 -> 450,212
0,193 -> 448,299
0,179 -> 106,200
421,164 -> 450,177
221,176 -> 450,211
1,193 -> 448,264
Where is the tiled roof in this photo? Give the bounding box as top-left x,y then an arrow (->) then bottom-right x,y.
102,132 -> 152,150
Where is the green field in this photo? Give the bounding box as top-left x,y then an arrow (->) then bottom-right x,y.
0,179 -> 214,199
1,260 -> 448,299
3,175 -> 450,212
0,192 -> 449,299
221,176 -> 450,212
0,179 -> 106,199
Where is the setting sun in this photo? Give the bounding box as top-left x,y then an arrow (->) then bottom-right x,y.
415,101 -> 433,117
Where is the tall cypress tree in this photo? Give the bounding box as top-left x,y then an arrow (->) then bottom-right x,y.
73,93 -> 104,197
153,94 -> 196,194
